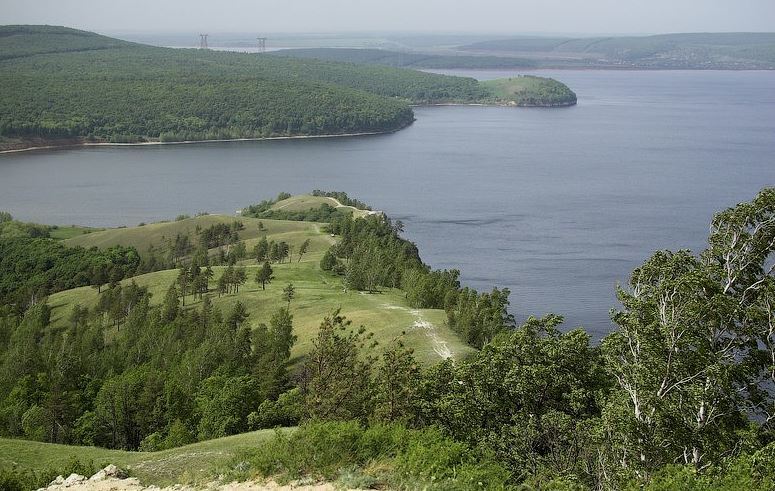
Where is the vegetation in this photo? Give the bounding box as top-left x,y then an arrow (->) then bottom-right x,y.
1,189 -> 773,490
242,191 -> 373,222
0,26 -> 526,150
461,32 -> 775,69
0,237 -> 140,310
483,75 -> 577,106
275,47 -> 537,69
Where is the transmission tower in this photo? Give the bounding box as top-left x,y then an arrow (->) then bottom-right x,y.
199,34 -> 209,50
257,37 -> 267,54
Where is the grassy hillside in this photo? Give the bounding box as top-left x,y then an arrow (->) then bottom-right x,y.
482,76 -> 577,106
0,26 -> 493,151
268,195 -> 373,219
0,429 -> 277,485
461,32 -> 775,69
58,214 -> 472,364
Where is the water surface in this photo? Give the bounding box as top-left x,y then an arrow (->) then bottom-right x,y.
2,70 -> 774,336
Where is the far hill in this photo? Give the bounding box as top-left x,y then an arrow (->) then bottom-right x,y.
274,47 -> 537,69
460,32 -> 775,69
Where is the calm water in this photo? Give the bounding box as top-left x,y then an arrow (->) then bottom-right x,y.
2,70 -> 774,336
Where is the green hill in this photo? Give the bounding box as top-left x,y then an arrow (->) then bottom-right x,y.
0,26 -> 492,151
0,429 -> 277,486
461,32 -> 775,69
56,211 -> 470,364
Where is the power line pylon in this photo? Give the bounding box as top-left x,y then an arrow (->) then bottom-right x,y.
199,34 -> 209,50
257,37 -> 267,54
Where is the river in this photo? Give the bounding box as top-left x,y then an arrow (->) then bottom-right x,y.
2,69 -> 774,336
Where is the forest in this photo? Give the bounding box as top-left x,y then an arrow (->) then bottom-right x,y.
0,188 -> 774,489
0,26 -> 491,149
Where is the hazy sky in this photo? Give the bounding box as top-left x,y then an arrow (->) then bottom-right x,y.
1,0 -> 774,34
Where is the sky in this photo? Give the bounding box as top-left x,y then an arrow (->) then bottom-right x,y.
1,0 -> 774,35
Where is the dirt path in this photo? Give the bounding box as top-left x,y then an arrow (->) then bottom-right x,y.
313,224 -> 336,245
381,303 -> 452,359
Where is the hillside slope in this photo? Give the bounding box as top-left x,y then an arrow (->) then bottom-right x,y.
58,214 -> 471,364
0,26 -> 490,150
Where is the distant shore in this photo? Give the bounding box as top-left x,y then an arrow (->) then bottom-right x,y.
0,129 -> 404,155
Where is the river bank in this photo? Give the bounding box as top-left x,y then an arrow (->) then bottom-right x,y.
0,129 -> 405,155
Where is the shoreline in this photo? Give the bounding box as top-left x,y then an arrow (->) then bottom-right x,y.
0,129 -> 400,155
413,100 -> 576,108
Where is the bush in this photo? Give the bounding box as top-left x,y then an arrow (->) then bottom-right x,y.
248,388 -> 304,429
230,421 -> 511,489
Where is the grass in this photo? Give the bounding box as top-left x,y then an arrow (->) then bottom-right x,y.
63,215 -> 322,257
270,194 -> 373,219
49,225 -> 103,240
0,429 -> 279,486
51,213 -> 472,365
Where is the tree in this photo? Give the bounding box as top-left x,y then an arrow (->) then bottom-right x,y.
231,241 -> 247,262
255,261 -> 273,290
303,309 -> 376,421
233,266 -> 247,293
90,264 -> 108,293
297,238 -> 311,262
278,241 -> 290,263
176,267 -> 190,306
282,283 -> 295,308
162,285 -> 179,321
601,188 -> 775,479
320,249 -> 338,271
254,237 -> 269,263
226,301 -> 249,332
374,337 -> 420,423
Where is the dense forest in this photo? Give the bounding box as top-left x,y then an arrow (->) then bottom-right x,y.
0,188 -> 774,489
0,26 -> 492,149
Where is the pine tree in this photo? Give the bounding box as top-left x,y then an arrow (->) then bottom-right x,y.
255,261 -> 273,290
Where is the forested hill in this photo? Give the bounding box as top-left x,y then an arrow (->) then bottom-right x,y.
461,32 -> 775,69
274,47 -> 538,69
0,26 -> 489,150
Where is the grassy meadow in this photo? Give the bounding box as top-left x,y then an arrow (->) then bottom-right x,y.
0,429 -> 279,485
55,210 -> 471,365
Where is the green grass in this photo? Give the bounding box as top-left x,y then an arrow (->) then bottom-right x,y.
63,215 -> 324,257
49,225 -> 103,240
53,213 -> 472,365
0,429 -> 279,485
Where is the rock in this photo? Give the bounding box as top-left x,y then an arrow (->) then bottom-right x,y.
88,469 -> 107,482
63,473 -> 86,485
49,475 -> 65,486
89,464 -> 127,481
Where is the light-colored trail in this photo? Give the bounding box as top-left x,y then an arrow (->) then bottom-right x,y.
381,303 -> 453,359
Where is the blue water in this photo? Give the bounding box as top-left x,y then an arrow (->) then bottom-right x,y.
2,70 -> 774,336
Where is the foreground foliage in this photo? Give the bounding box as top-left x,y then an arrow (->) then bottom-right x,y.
0,189 -> 773,490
